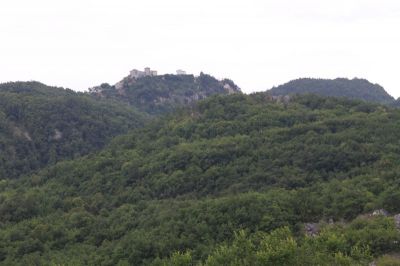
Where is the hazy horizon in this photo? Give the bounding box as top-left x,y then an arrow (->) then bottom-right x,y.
1,0 -> 400,96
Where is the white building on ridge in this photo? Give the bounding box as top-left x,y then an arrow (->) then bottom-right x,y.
130,67 -> 158,79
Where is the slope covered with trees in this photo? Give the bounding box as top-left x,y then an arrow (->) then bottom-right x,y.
268,78 -> 395,104
0,82 -> 146,179
89,73 -> 241,115
1,94 -> 400,265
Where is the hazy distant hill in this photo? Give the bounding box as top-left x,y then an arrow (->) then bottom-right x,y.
89,72 -> 241,115
0,81 -> 145,178
268,78 -> 395,104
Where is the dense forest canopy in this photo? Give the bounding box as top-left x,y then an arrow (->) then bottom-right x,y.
268,78 -> 395,105
2,93 -> 400,265
0,81 -> 146,179
0,75 -> 242,180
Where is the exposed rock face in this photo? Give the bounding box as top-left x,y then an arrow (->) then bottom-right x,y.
304,223 -> 319,237
223,83 -> 237,94
12,126 -> 32,141
52,129 -> 62,140
372,209 -> 389,217
272,95 -> 291,104
89,72 -> 241,115
394,214 -> 400,229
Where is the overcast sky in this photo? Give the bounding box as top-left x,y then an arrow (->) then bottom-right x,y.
1,0 -> 400,96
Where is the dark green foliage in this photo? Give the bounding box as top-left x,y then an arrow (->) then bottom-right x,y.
268,78 -> 395,104
89,73 -> 241,115
1,93 -> 400,265
0,81 -> 145,179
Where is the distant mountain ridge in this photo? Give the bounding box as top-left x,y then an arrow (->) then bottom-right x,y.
1,76 -> 396,180
268,78 -> 395,104
89,72 -> 241,115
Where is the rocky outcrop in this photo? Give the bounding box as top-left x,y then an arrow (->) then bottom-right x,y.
89,72 -> 241,115
52,129 -> 63,140
304,223 -> 320,237
11,125 -> 32,141
394,214 -> 400,229
372,209 -> 389,217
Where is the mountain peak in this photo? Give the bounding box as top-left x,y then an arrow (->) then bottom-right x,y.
268,78 -> 394,104
89,70 -> 241,115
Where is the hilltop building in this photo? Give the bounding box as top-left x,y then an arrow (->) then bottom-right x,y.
130,67 -> 158,79
113,67 -> 189,90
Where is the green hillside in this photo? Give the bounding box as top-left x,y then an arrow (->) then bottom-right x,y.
0,82 -> 145,179
268,78 -> 395,104
89,73 -> 241,115
1,94 -> 400,265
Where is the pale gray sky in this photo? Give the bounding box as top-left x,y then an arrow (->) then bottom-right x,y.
1,0 -> 400,96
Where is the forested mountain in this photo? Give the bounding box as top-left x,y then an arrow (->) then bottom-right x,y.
268,78 -> 395,104
89,72 -> 241,115
0,82 -> 145,179
2,93 -> 400,265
